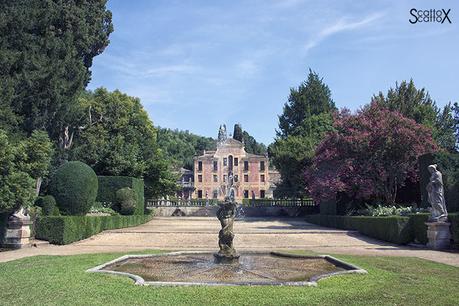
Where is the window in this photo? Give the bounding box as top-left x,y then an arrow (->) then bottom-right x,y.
260,190 -> 265,198
197,190 -> 203,198
234,175 -> 238,182
213,190 -> 218,199
223,175 -> 227,182
198,161 -> 203,171
223,158 -> 227,166
244,174 -> 249,182
244,160 -> 249,171
244,190 -> 249,198
213,160 -> 218,171
198,175 -> 202,182
260,161 -> 265,171
213,175 -> 218,182
234,158 -> 238,166
260,174 -> 265,182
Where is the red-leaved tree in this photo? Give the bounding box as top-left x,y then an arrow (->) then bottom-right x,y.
306,102 -> 438,204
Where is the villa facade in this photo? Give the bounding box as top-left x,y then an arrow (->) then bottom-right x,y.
192,137 -> 275,201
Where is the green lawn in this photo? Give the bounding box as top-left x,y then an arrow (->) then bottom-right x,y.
0,251 -> 458,305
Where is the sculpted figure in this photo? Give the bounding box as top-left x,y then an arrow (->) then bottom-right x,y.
426,164 -> 448,222
215,196 -> 239,262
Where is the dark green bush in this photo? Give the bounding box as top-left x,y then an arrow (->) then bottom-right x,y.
35,214 -> 154,245
97,176 -> 144,215
37,195 -> 59,216
116,187 -> 136,215
408,213 -> 429,244
450,213 -> 459,248
305,215 -> 412,244
0,213 -> 9,245
50,161 -> 98,215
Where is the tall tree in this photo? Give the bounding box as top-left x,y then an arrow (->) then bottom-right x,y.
373,80 -> 455,151
270,69 -> 336,197
306,103 -> 438,204
0,0 -> 113,145
233,124 -> 243,142
241,131 -> 267,155
453,102 -> 459,149
232,124 -> 266,155
278,69 -> 336,138
69,88 -> 178,197
0,129 -> 53,214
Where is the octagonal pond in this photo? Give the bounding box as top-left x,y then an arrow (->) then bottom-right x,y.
88,251 -> 367,286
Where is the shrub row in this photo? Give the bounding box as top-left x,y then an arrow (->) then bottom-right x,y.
305,215 -> 412,244
450,213 -> 459,248
305,213 -> 459,247
97,176 -> 145,215
408,213 -> 429,244
36,214 -> 154,245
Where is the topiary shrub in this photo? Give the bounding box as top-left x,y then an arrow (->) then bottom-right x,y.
115,187 -> 137,215
50,161 -> 98,216
36,195 -> 60,216
97,176 -> 145,215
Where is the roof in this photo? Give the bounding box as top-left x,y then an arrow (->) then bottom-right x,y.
218,138 -> 244,147
246,152 -> 267,159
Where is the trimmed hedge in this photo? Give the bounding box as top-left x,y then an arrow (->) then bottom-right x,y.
305,215 -> 412,244
306,213 -> 459,247
116,187 -> 136,215
50,161 -> 98,215
36,214 -> 154,245
408,213 -> 429,244
36,195 -> 60,216
0,213 -> 8,245
97,176 -> 144,215
450,213 -> 459,248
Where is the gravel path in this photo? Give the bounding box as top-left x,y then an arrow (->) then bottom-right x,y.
1,217 -> 458,266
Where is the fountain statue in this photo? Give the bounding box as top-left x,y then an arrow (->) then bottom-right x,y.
214,171 -> 240,263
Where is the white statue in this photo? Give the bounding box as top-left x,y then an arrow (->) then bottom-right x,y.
426,164 -> 448,222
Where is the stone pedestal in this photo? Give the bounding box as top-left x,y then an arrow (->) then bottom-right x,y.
426,222 -> 451,250
2,215 -> 32,249
213,252 -> 240,264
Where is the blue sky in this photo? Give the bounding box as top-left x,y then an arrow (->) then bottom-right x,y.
88,0 -> 459,145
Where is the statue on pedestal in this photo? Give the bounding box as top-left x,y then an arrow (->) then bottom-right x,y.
214,196 -> 239,263
426,164 -> 448,222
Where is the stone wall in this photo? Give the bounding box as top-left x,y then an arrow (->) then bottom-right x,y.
152,206 -> 317,217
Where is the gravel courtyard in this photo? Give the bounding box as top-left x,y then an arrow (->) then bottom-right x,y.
1,217 -> 458,266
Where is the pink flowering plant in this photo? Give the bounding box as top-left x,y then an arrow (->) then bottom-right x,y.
306,102 -> 438,204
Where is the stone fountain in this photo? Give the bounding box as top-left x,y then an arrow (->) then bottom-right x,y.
87,163 -> 368,286
214,172 -> 240,263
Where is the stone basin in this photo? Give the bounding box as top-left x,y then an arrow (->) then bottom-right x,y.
87,251 -> 367,286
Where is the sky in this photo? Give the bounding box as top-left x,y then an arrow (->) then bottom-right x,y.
88,0 -> 459,145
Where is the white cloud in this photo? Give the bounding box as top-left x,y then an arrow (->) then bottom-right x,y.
304,12 -> 385,53
144,64 -> 197,77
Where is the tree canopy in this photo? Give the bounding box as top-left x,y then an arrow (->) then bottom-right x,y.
373,80 -> 455,152
270,69 -> 336,197
157,128 -> 216,170
69,88 -> 178,198
0,0 -> 113,143
233,124 -> 243,142
0,129 -> 53,213
306,103 -> 438,204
